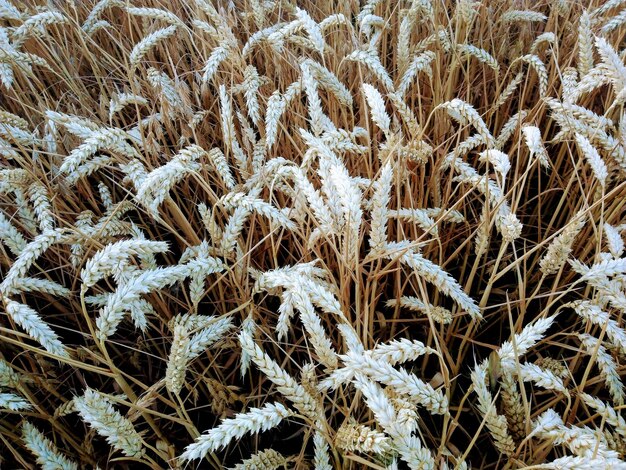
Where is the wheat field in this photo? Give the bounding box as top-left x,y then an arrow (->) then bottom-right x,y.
1,0 -> 626,468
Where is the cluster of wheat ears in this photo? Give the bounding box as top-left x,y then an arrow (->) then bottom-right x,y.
3,0 -> 626,468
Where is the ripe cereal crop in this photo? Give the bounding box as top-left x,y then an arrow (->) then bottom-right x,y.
2,0 -> 626,468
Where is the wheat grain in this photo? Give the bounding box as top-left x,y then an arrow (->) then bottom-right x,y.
74,388 -> 144,457
518,363 -> 568,394
522,125 -> 550,168
1,229 -> 66,292
335,422 -> 391,454
95,262 -> 211,340
129,26 -> 178,69
230,448 -> 290,470
501,10 -> 547,23
109,93 -> 148,120
575,133 -> 608,186
498,315 -> 557,371
125,7 -> 184,27
147,68 -> 184,111
239,330 -> 322,420
345,48 -> 394,91
81,239 -> 169,287
546,99 -> 614,130
471,360 -> 516,456
443,99 -> 494,147
494,73 -> 524,109
521,54 -> 549,98
605,223 -> 625,258
0,359 -> 20,389
82,0 -> 122,34
571,258 -> 626,283
307,61 -> 352,107
4,277 -> 70,298
479,149 -> 511,179
0,212 -> 26,256
369,162 -> 392,252
202,44 -> 230,83
22,421 -> 78,470
390,247 -> 481,319
456,44 -> 499,72
386,297 -> 452,324
570,301 -> 626,356
295,7 -> 324,55
0,0 -> 21,20
602,9 -> 626,34
531,32 -> 556,54
499,372 -> 526,441
135,145 -> 203,216
370,337 -> 436,365
0,392 -> 30,410
182,402 -> 293,460
540,211 -> 586,275
581,394 -> 626,436
219,84 -> 248,175
362,83 -> 391,137
13,11 -> 69,47
397,51 -> 435,97
165,316 -> 232,394
339,351 -> 448,414
595,36 -> 626,98
290,287 -> 338,369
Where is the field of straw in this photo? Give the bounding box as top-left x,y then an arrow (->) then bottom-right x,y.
3,0 -> 626,468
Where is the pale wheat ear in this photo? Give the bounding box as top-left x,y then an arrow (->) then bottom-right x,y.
307,60 -> 352,107
22,421 -> 78,470
362,83 -> 391,137
74,388 -> 145,458
335,422 -> 391,454
231,448 -> 292,469
165,314 -> 233,395
181,402 -> 293,460
345,48 -> 394,91
455,43 -> 499,72
574,133 -> 609,187
602,9 -> 626,34
80,239 -> 169,287
494,72 -> 524,109
369,162 -> 393,253
520,54 -> 549,98
500,10 -> 547,23
108,92 -> 148,121
579,334 -> 625,405
0,359 -> 30,410
442,99 -> 495,146
578,11 -> 594,77
386,297 -> 453,324
530,32 -> 556,54
125,7 -> 184,27
539,210 -> 586,275
604,223 -> 625,258
12,11 -> 70,48
147,67 -> 184,112
202,44 -> 230,84
471,360 -> 516,456
129,25 -> 179,70
522,125 -> 550,168
497,315 -> 558,371
135,144 -> 204,217
82,0 -> 121,34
